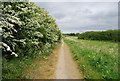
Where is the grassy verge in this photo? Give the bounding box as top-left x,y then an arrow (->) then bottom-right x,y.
2,42 -> 61,79
64,37 -> 118,79
25,42 -> 61,79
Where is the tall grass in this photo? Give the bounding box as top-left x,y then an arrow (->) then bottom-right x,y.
64,38 -> 118,79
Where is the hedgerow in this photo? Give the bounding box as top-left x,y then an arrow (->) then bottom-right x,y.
1,2 -> 61,58
78,30 -> 119,42
1,2 -> 61,79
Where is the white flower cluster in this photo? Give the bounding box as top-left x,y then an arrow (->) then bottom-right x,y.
2,42 -> 18,57
34,32 -> 43,38
1,2 -> 61,59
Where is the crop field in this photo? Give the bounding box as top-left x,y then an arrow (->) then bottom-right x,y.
64,37 -> 118,79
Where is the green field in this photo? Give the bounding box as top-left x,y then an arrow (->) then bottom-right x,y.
64,37 -> 118,79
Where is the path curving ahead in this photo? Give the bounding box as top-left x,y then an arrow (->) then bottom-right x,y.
55,39 -> 83,79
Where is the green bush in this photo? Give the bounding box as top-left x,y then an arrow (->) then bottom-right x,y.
1,2 -> 61,79
78,30 -> 119,42
1,2 -> 61,58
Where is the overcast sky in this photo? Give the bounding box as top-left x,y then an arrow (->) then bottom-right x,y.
35,2 -> 118,33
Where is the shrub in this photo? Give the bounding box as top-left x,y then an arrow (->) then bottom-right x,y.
1,2 -> 61,79
1,2 -> 61,58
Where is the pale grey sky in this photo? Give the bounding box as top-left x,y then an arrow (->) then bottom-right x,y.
31,0 -> 119,2
35,2 -> 118,33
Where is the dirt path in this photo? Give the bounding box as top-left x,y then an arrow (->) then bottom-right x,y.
55,39 -> 83,79
26,38 -> 83,79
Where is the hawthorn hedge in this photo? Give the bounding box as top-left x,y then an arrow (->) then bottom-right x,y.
1,2 -> 62,79
78,30 -> 120,42
1,2 -> 62,58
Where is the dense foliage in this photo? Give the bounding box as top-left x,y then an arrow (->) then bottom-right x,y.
78,30 -> 119,42
63,33 -> 79,36
65,37 -> 118,79
1,2 -> 61,79
1,2 -> 61,58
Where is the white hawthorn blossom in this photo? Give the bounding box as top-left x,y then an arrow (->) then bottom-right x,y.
11,52 -> 18,57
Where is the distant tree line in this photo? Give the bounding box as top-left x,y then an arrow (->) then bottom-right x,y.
63,33 -> 79,36
78,29 -> 120,42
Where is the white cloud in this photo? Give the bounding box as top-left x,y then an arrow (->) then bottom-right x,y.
35,2 -> 118,33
